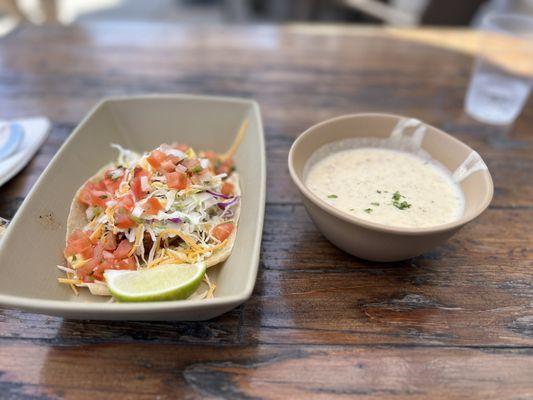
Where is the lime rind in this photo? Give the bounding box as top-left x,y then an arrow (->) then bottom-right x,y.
104,262 -> 206,302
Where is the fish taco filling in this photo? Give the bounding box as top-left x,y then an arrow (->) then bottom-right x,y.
59,143 -> 241,299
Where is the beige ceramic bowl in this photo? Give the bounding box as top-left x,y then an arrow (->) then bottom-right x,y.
288,113 -> 493,262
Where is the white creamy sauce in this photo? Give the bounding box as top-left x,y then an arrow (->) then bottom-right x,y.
305,147 -> 464,228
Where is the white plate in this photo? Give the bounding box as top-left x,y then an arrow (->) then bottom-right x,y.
0,117 -> 51,188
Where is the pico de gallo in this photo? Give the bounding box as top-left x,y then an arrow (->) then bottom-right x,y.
58,143 -> 240,297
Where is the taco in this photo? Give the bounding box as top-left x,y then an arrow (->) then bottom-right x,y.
59,142 -> 241,299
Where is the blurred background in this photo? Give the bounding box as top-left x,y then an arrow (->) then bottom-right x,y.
0,0 -> 532,32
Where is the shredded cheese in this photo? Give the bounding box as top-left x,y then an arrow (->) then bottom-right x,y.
146,255 -> 171,269
58,278 -> 83,285
69,283 -> 79,296
89,224 -> 104,242
105,206 -> 115,226
139,157 -> 154,173
166,248 -> 188,262
158,229 -> 201,250
119,181 -> 130,194
128,225 -> 145,257
221,118 -> 248,161
87,216 -> 101,229
203,274 -> 216,299
70,257 -> 90,270
187,240 -> 227,260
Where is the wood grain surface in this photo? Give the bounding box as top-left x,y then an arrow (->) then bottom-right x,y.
0,22 -> 532,399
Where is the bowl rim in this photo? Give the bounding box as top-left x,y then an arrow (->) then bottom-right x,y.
288,112 -> 494,236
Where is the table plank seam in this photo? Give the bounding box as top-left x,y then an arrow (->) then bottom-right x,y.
1,337 -> 532,350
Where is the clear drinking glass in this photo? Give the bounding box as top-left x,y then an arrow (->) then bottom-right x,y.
464,13 -> 533,125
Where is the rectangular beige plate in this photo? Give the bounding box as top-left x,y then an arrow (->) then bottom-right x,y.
0,94 -> 265,320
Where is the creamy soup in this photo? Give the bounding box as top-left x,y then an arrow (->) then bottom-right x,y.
305,147 -> 464,228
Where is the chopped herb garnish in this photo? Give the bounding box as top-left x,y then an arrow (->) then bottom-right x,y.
364,208 -> 373,213
393,200 -> 411,210
99,194 -> 108,199
392,191 -> 403,201
391,191 -> 411,210
349,208 -> 354,211
376,190 -> 382,194
327,194 -> 338,199
190,165 -> 203,174
71,255 -> 77,262
371,202 -> 380,206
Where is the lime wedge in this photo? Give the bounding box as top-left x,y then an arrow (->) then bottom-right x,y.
104,262 -> 206,302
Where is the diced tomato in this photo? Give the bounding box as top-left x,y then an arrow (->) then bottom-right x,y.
102,169 -> 123,193
116,256 -> 137,270
216,159 -> 234,175
76,258 -> 99,282
165,171 -> 188,190
77,184 -> 94,206
64,243 -> 77,257
114,239 -> 133,259
65,230 -> 94,257
182,158 -> 202,173
221,182 -> 234,196
102,179 -> 120,194
92,267 -> 104,281
102,250 -> 115,260
134,167 -> 151,179
131,177 -> 146,200
212,222 -> 234,242
66,229 -> 95,259
174,143 -> 189,152
160,159 -> 176,173
167,155 -> 181,164
79,255 -> 136,282
190,170 -> 209,186
66,229 -> 87,247
131,168 -> 151,200
147,149 -> 167,169
90,190 -> 111,208
102,236 -> 116,251
97,180 -> 107,190
142,197 -> 163,215
72,243 -> 104,277
92,260 -> 114,281
77,181 -> 106,207
115,212 -> 136,229
92,243 -> 104,261
88,251 -> 136,281
79,245 -> 93,260
175,163 -> 187,174
116,194 -> 135,212
181,159 -> 196,168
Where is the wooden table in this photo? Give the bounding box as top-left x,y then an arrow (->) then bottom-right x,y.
0,22 -> 532,399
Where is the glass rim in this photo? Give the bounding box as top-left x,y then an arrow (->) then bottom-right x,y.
481,13 -> 533,37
